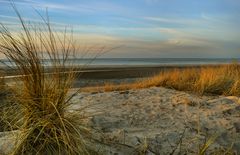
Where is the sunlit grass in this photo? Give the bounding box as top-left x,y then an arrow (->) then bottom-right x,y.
83,64 -> 240,96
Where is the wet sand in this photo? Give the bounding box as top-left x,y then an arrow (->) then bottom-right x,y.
1,64 -> 225,78
1,64 -> 225,88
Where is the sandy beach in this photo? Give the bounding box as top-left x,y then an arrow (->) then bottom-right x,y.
70,87 -> 240,154
1,84 -> 240,154
1,65 -> 240,154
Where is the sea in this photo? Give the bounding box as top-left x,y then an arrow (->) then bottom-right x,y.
71,58 -> 238,66
0,58 -> 239,80
0,58 -> 239,68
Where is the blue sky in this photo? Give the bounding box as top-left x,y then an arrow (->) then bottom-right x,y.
0,0 -> 240,58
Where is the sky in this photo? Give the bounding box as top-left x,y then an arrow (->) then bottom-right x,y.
0,0 -> 240,58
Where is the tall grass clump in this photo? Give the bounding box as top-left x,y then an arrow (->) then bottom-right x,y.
146,64 -> 240,96
145,64 -> 240,96
0,6 -> 94,155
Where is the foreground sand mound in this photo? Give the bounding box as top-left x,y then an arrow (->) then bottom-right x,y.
73,87 -> 240,154
1,87 -> 240,154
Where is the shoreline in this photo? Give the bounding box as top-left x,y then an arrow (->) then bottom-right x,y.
0,64 -> 231,80
1,63 -> 235,88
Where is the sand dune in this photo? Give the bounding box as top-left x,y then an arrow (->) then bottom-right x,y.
1,87 -> 240,154
73,87 -> 240,154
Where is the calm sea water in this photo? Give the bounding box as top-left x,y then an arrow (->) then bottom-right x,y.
74,58 -> 238,66
0,58 -> 239,67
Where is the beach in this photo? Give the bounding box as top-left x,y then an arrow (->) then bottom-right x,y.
1,65 -> 240,154
73,87 -> 240,154
1,86 -> 240,154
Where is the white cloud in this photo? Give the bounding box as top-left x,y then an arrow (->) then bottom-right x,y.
144,16 -> 204,26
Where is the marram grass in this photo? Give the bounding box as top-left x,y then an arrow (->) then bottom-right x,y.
0,5 -> 95,155
84,64 -> 240,96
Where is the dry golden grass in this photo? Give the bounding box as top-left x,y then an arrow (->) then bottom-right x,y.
84,64 -> 240,96
0,70 -> 5,96
0,70 -> 7,131
0,5 -> 97,155
0,71 -> 18,132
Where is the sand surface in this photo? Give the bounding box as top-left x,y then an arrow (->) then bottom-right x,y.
69,87 -> 240,154
1,87 -> 240,154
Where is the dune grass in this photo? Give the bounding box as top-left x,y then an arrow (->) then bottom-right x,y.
0,5 -> 96,155
0,71 -> 18,132
0,70 -> 5,97
0,70 -> 8,131
83,64 -> 240,96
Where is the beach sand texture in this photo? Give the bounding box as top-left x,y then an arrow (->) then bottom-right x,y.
2,87 -> 239,154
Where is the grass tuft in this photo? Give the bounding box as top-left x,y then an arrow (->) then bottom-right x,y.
0,5 -> 94,155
